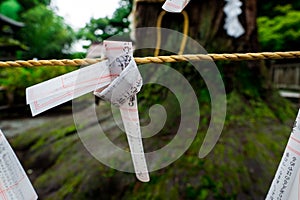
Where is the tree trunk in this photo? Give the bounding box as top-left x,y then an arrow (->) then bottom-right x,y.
130,0 -> 296,199
134,0 -> 259,52
133,0 -> 270,94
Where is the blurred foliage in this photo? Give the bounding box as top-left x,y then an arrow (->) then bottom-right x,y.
0,66 -> 75,90
77,0 -> 133,45
0,65 -> 76,105
257,5 -> 300,51
0,66 -> 76,92
17,0 -> 50,11
0,0 -> 50,11
258,0 -> 300,17
0,37 -> 27,49
0,0 -> 76,105
0,0 -> 75,60
0,0 -> 21,20
19,4 -> 75,59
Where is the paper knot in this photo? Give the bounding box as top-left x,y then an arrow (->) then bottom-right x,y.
93,41 -> 143,107
162,0 -> 191,13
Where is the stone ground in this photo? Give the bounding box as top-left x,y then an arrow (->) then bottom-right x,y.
0,116 -> 59,137
0,98 -> 90,137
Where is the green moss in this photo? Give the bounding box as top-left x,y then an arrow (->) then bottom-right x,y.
9,85 -> 298,199
48,172 -> 85,200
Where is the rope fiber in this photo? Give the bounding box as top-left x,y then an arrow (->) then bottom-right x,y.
154,10 -> 189,56
1,51 -> 300,67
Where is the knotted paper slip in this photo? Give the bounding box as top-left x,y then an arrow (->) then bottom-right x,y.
223,0 -> 245,38
286,168 -> 300,200
266,109 -> 300,199
94,41 -> 149,182
26,40 -> 149,182
162,0 -> 191,13
26,60 -> 111,116
0,129 -> 38,200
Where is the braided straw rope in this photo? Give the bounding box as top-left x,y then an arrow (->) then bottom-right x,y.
1,51 -> 300,67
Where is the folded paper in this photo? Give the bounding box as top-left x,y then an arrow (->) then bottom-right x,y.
162,0 -> 191,13
266,109 -> 300,199
287,168 -> 300,199
94,41 -> 149,182
0,129 -> 38,200
26,40 -> 149,182
95,59 -> 142,107
26,61 -> 111,116
223,0 -> 245,38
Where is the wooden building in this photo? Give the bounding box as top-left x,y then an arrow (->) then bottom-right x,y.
0,13 -> 26,60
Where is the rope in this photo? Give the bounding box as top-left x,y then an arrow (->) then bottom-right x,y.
154,11 -> 166,57
154,10 -> 189,56
178,11 -> 189,55
0,58 -> 104,67
1,51 -> 300,67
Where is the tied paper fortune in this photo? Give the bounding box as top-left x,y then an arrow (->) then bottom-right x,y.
0,129 -> 38,200
25,40 -> 149,182
223,0 -> 245,38
162,0 -> 191,13
287,168 -> 300,200
94,41 -> 149,182
26,60 -> 111,116
266,109 -> 300,199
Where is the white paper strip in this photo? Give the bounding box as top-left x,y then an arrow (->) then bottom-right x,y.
25,40 -> 149,182
95,60 -> 143,107
287,168 -> 300,200
0,129 -> 38,200
120,97 -> 149,182
162,0 -> 191,13
94,40 -> 150,182
26,61 -> 111,116
223,0 -> 245,38
266,109 -> 300,200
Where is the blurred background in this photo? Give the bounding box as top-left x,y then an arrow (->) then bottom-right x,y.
0,0 -> 300,199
